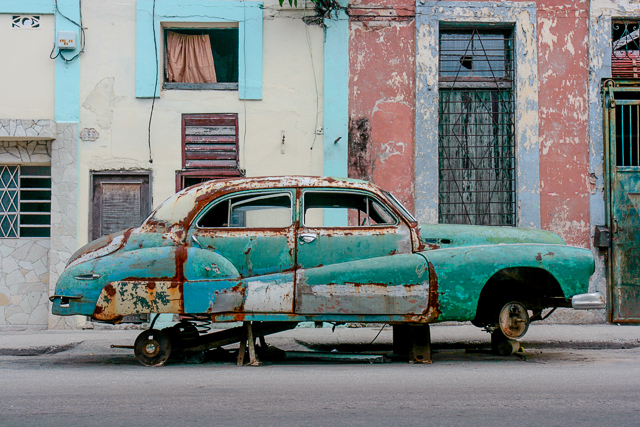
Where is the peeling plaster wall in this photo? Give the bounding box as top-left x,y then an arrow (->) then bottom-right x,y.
537,0 -> 590,251
349,0 -> 416,212
415,1 -> 540,227
78,0 -> 324,247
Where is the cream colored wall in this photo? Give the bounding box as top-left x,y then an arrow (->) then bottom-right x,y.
78,1 -> 324,246
0,14 -> 55,120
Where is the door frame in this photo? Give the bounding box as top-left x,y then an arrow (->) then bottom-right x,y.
602,79 -> 640,323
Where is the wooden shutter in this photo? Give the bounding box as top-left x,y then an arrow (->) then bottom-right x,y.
612,51 -> 640,78
91,172 -> 151,240
182,113 -> 239,170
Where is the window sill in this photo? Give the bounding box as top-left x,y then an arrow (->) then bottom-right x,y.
163,82 -> 238,91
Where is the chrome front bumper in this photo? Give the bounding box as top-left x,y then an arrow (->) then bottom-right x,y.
571,292 -> 606,310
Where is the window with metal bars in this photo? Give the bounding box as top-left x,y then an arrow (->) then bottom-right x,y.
0,165 -> 51,238
613,92 -> 640,167
438,27 -> 516,226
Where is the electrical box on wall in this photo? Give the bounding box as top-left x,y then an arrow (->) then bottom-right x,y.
57,31 -> 77,50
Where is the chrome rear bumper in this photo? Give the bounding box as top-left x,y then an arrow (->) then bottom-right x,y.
571,292 -> 606,310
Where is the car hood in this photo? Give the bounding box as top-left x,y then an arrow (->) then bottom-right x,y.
416,223 -> 565,249
66,229 -> 130,269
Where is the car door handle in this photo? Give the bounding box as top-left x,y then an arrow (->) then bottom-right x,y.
299,233 -> 317,244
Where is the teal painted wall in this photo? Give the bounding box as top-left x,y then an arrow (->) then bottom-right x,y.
322,3 -> 349,226
54,0 -> 81,123
322,6 -> 348,179
136,0 -> 263,100
0,1 -> 54,14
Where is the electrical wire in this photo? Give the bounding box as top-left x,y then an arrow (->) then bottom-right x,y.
50,0 -> 85,62
368,324 -> 387,345
306,21 -> 320,151
147,0 -> 158,164
241,1 -> 248,174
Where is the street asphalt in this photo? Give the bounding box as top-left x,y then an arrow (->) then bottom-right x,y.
0,323 -> 638,357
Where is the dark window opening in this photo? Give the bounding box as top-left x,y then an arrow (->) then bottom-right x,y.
438,27 -> 516,227
164,28 -> 239,86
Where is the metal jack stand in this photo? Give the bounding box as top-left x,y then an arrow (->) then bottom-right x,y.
392,323 -> 432,364
237,321 -> 262,366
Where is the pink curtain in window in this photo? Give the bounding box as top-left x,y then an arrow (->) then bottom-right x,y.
166,31 -> 217,83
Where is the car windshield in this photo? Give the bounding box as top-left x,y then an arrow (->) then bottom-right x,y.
382,190 -> 416,223
143,187 -> 202,227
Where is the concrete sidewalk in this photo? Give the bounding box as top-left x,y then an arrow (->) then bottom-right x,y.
0,324 -> 638,356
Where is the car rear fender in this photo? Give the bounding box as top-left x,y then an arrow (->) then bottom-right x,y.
420,244 -> 595,321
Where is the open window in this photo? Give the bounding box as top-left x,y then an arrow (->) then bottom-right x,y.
163,25 -> 239,90
302,191 -> 397,228
198,192 -> 292,229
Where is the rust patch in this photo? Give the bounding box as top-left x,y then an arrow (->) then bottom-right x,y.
104,284 -> 116,298
348,117 -> 373,181
93,281 -> 183,321
535,253 -> 543,261
175,245 -> 188,281
426,262 -> 441,320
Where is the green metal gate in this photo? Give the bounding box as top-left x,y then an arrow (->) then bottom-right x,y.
603,80 -> 640,323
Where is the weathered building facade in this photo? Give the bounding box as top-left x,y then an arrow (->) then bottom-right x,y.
347,0 -> 638,323
1,0 -> 638,328
1,0 -> 327,328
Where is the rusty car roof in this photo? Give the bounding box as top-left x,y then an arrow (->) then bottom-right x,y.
145,176 -> 386,227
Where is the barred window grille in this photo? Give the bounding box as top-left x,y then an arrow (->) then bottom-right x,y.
0,165 -> 51,238
438,28 -> 516,226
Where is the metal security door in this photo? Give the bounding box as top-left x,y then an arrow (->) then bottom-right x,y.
603,80 -> 640,322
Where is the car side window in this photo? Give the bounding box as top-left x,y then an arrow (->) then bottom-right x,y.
303,191 -> 397,227
198,192 -> 292,228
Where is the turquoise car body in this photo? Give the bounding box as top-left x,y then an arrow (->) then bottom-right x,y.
51,176 -> 595,326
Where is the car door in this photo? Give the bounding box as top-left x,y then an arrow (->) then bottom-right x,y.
184,189 -> 297,314
294,188 -> 429,315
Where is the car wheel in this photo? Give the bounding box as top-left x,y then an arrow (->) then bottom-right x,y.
498,301 -> 530,339
134,329 -> 172,367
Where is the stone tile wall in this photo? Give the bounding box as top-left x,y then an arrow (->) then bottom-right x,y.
0,141 -> 52,163
0,239 -> 50,327
0,119 -> 54,140
0,137 -> 53,328
47,123 -> 79,329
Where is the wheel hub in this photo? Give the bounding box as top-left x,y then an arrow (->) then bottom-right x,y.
498,302 -> 530,339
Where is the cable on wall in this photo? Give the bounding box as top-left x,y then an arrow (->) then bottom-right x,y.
50,0 -> 85,63
147,0 -> 158,164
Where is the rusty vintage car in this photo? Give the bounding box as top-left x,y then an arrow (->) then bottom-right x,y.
51,176 -> 604,365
